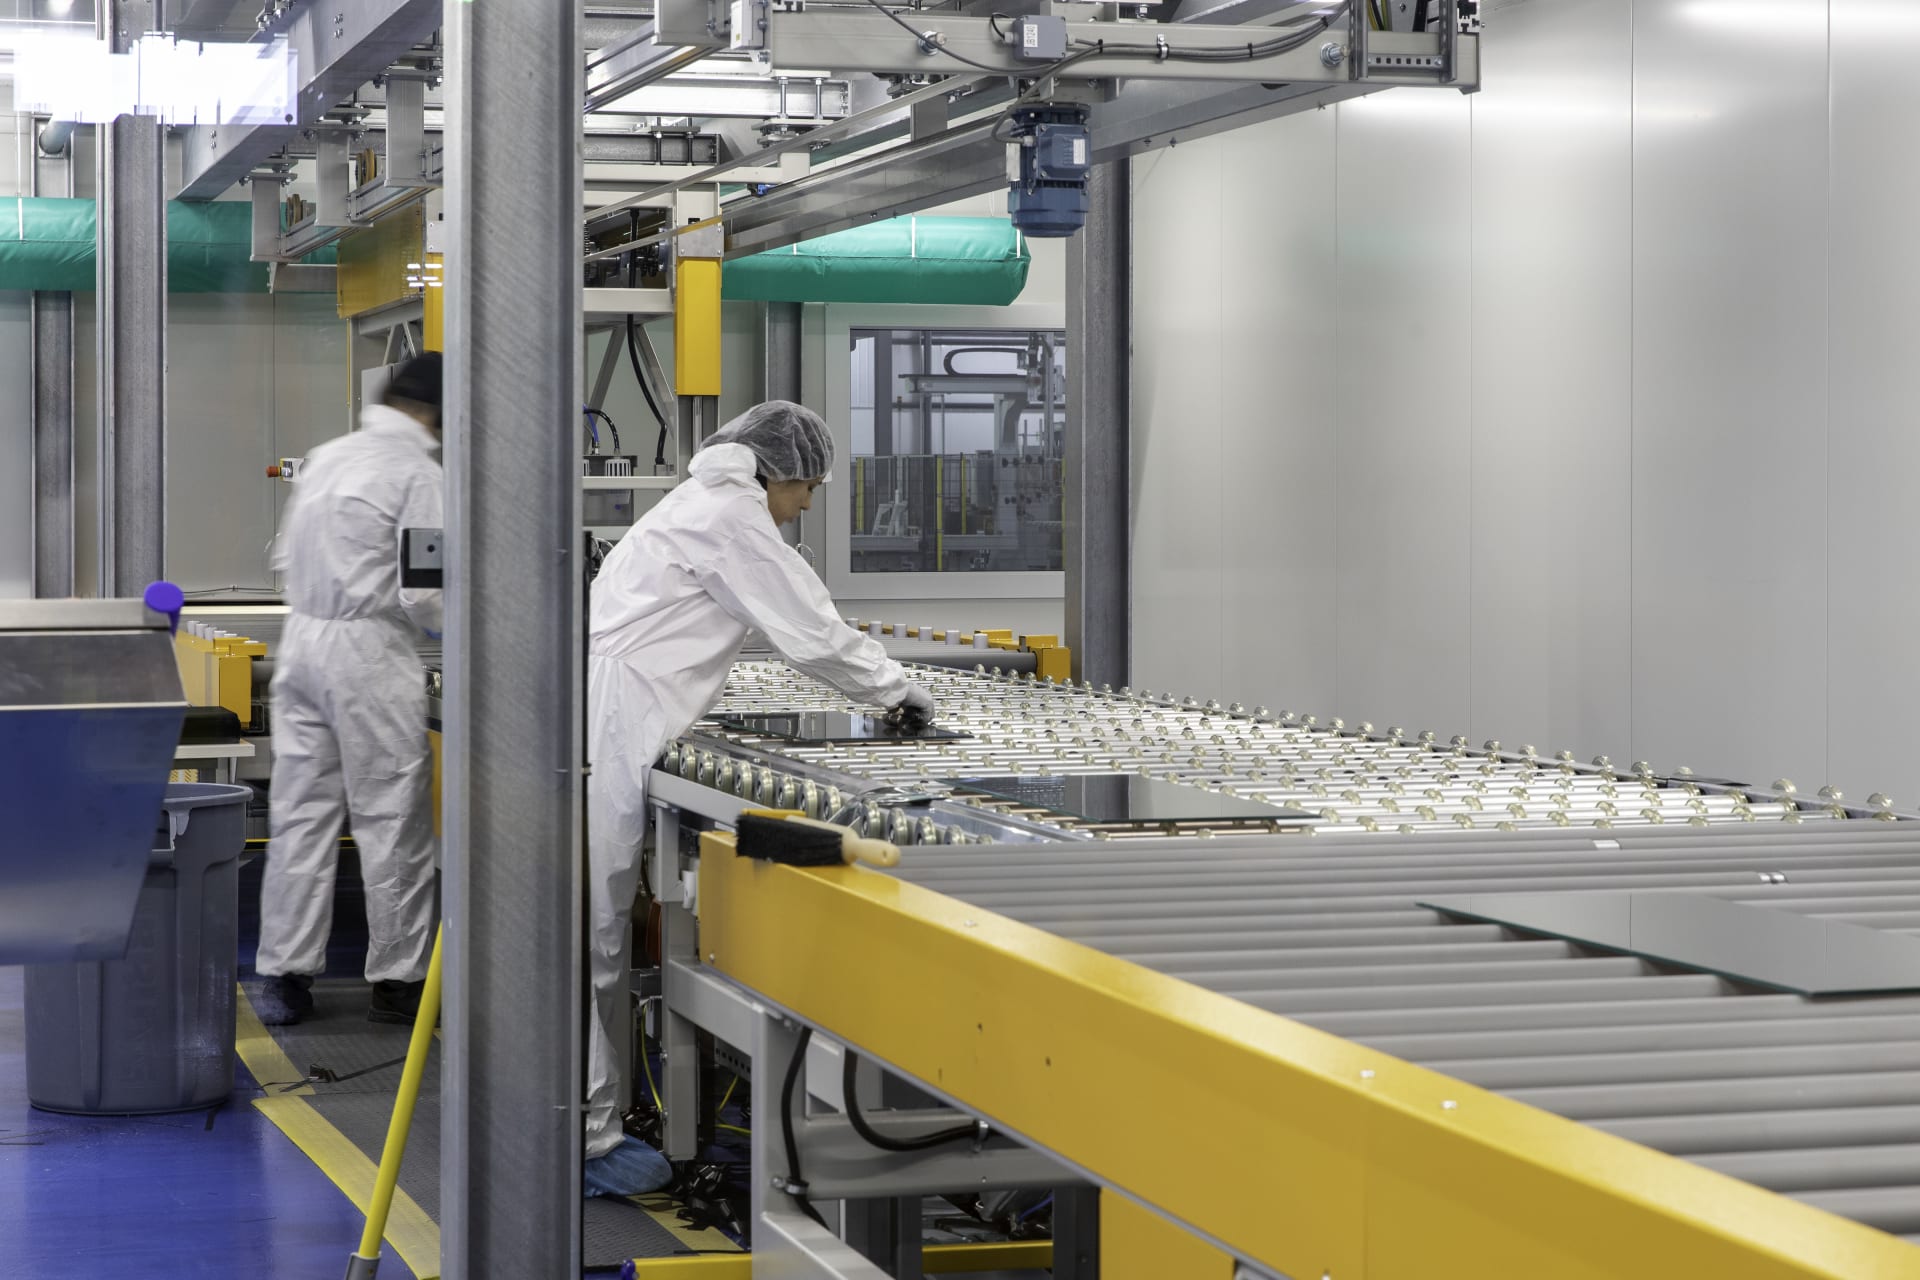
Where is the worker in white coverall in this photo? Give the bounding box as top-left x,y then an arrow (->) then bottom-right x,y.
253,353 -> 443,1028
582,400 -> 935,1196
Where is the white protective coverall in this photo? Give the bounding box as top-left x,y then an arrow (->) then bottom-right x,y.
585,441 -> 913,1157
255,403 -> 442,985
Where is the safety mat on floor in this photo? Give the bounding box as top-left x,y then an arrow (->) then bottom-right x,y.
237,982 -> 743,1276
243,978 -> 427,1096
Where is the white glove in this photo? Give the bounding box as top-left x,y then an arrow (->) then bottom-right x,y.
897,682 -> 935,721
887,679 -> 933,729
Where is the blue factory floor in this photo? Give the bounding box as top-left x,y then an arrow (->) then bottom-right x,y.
0,965 -> 412,1280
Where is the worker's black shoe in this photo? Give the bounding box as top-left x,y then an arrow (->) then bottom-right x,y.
254,975 -> 315,1026
369,979 -> 427,1025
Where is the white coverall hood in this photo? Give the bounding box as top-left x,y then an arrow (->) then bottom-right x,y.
582,438 -> 911,1157
255,403 -> 442,986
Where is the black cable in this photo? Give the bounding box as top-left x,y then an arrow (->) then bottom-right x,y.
625,234 -> 669,468
858,0 -> 1017,73
1065,2 -> 1346,64
780,1027 -> 832,1230
584,406 -> 621,452
841,1048 -> 978,1152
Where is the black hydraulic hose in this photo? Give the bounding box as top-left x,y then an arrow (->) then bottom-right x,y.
841,1048 -> 978,1152
780,1027 -> 832,1229
584,406 -> 621,452
625,229 -> 670,468
628,314 -> 669,469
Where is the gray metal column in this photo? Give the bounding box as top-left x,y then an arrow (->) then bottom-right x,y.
1063,159 -> 1131,688
763,300 -> 803,403
95,112 -> 167,596
845,1195 -> 922,1276
31,131 -> 75,598
763,301 -> 808,547
1052,1185 -> 1101,1280
441,0 -> 585,1272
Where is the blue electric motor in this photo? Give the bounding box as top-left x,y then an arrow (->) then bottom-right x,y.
1006,104 -> 1092,237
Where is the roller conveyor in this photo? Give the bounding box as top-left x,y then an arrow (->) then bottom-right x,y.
667,663 -> 1902,837
648,660 -> 1920,1277
872,827 -> 1920,1242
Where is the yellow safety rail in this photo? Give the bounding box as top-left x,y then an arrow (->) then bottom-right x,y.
697,832 -> 1918,1280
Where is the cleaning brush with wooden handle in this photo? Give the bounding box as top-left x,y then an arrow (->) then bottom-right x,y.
736,810 -> 902,868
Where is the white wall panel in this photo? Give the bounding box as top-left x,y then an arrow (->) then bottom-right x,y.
1629,0 -> 1830,788
1826,0 -> 1920,802
1130,141 -> 1226,698
1331,91 -> 1474,739
1468,0 -> 1633,762
168,295 -> 275,592
1215,111 -> 1339,718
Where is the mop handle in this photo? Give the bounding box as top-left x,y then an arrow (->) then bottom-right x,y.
347,926 -> 444,1278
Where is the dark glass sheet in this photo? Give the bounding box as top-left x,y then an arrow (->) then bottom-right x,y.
946,773 -> 1317,824
715,711 -> 970,743
1420,891 -> 1920,997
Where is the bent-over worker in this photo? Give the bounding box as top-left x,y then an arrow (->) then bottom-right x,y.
583,400 -> 933,1195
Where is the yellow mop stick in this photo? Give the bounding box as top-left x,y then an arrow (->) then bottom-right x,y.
345,926 -> 444,1280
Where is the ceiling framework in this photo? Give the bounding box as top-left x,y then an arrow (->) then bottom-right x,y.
163,0 -> 1477,263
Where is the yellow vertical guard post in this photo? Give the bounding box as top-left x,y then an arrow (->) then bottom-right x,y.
673,217 -> 724,397
345,927 -> 443,1280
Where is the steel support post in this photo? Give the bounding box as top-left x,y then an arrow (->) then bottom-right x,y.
654,801 -> 701,1160
1052,1185 -> 1101,1280
95,113 -> 167,597
441,0 -> 585,1273
31,139 -> 75,599
763,300 -> 803,403
845,1196 -> 922,1277
1063,160 -> 1131,688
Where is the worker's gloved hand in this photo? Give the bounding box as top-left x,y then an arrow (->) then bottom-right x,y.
886,682 -> 936,732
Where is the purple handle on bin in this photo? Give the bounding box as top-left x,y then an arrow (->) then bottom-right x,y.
143,581 -> 185,636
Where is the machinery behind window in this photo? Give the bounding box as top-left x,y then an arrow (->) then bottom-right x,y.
850,327 -> 1066,574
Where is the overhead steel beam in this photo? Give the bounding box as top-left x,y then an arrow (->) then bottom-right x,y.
584,23 -> 717,112
1063,161 -> 1130,689
763,11 -> 1469,84
96,114 -> 168,596
722,121 -> 1005,255
718,79 -> 1376,256
598,73 -> 853,120
176,0 -> 442,199
171,0 -> 257,38
584,75 -> 982,226
441,0 -> 584,1277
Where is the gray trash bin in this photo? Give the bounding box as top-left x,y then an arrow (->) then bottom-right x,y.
24,783 -> 252,1114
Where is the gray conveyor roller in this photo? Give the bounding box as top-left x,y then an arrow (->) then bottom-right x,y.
880,641 -> 1037,673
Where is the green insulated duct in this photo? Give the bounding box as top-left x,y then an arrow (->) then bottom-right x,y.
722,216 -> 1030,306
0,197 -> 336,294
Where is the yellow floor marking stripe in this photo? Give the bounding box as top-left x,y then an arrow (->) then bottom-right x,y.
253,1093 -> 442,1280
630,1192 -> 745,1253
233,982 -> 314,1097
624,1258 -> 749,1277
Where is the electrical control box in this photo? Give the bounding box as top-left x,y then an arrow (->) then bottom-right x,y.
1010,13 -> 1067,60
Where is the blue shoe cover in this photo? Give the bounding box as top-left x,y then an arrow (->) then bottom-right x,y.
583,1136 -> 673,1198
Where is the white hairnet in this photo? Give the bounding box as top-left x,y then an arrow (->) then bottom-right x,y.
700,400 -> 835,483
